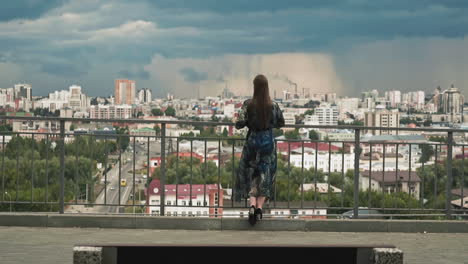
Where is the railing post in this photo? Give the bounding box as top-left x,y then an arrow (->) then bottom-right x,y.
59,119 -> 65,214
354,129 -> 361,219
446,131 -> 453,219
160,123 -> 166,216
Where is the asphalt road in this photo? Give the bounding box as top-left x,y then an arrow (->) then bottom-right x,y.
65,139 -> 169,214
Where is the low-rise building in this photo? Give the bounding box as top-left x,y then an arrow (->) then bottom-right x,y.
360,171 -> 421,199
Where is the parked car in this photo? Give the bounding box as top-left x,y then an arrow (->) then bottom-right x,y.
341,208 -> 385,219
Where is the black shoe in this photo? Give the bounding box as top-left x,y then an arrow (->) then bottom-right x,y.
255,208 -> 263,221
248,206 -> 256,226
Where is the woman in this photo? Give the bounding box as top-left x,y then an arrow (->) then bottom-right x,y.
234,74 -> 285,225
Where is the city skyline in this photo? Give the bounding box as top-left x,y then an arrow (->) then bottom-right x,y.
1,1 -> 468,98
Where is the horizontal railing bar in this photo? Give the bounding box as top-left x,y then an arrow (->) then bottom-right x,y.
1,116 -> 467,133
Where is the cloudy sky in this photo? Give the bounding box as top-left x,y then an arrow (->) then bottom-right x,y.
0,0 -> 467,98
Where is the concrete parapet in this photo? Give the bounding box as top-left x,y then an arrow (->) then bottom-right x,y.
0,213 -> 467,233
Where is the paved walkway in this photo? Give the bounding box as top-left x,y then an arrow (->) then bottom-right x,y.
1,226 -> 467,264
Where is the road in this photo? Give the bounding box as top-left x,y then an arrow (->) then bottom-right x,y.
65,139 -> 169,214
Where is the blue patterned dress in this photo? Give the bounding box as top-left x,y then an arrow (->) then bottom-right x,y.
234,99 -> 285,201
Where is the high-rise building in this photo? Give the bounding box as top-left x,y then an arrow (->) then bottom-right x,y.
364,109 -> 400,135
68,85 -> 89,110
441,85 -> 464,116
385,90 -> 401,108
137,88 -> 152,104
115,79 -> 136,105
14,84 -> 32,101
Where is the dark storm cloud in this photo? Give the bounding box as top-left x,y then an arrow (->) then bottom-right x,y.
1,0 -> 468,97
180,67 -> 208,83
118,69 -> 150,80
137,0 -> 468,13
40,62 -> 87,77
0,0 -> 69,21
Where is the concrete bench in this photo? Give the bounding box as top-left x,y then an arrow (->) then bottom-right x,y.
74,244 -> 403,264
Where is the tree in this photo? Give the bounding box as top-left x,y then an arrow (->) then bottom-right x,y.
284,129 -> 300,140
429,136 -> 447,143
400,117 -> 417,125
304,100 -> 320,109
273,128 -> 283,137
423,120 -> 432,127
418,144 -> 434,163
151,108 -> 164,116
304,109 -> 314,116
0,123 -> 12,131
154,125 -> 161,137
165,107 -> 176,117
309,130 -> 319,140
222,128 -> 228,137
338,120 -> 364,126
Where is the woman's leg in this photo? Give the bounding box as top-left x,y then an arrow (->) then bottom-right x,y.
250,196 -> 257,208
256,196 -> 265,209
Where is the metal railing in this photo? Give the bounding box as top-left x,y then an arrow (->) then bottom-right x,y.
0,116 -> 467,220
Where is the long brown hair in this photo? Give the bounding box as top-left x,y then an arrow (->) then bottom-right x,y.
249,74 -> 272,130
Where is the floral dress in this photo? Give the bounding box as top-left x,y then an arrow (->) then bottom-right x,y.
234,99 -> 285,201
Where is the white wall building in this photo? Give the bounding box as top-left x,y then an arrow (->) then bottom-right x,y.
338,98 -> 359,119
89,104 -> 132,119
364,109 -> 400,135
314,104 -> 338,126
289,151 -> 354,173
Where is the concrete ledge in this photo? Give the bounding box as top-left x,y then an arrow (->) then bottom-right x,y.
48,215 -> 135,229
221,218 -> 306,231
306,220 -> 388,233
0,213 -> 48,227
1,213 -> 467,233
386,220 -> 468,233
135,217 -> 221,230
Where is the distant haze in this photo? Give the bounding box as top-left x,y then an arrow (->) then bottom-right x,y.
0,1 -> 467,98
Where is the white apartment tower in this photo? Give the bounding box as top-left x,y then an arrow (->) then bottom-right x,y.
385,90 -> 401,108
314,104 -> 339,126
138,88 -> 152,104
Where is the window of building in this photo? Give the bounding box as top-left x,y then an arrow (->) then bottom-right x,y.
182,211 -> 186,216
182,201 -> 186,206
167,200 -> 171,205
275,212 -> 279,215
280,211 -> 284,215
197,211 -> 201,216
167,212 -> 171,216
173,212 -> 178,217
197,201 -> 201,206
188,211 -> 193,216
203,211 -> 208,216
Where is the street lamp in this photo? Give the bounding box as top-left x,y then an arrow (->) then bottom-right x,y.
4,192 -> 11,212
